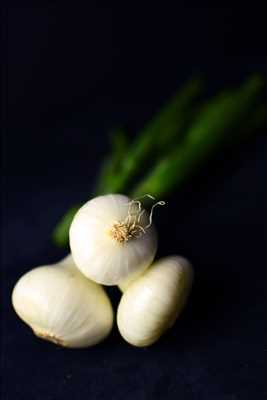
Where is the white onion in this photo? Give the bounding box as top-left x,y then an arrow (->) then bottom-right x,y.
117,256 -> 193,347
12,255 -> 114,348
69,194 -> 157,285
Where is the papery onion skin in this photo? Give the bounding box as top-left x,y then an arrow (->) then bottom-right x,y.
12,255 -> 114,348
118,268 -> 145,292
117,256 -> 193,347
69,194 -> 157,285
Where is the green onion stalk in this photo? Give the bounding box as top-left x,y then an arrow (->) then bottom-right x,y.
52,75 -> 266,247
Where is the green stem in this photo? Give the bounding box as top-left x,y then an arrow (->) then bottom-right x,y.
52,75 -> 265,247
131,76 -> 264,198
99,78 -> 203,193
52,206 -> 80,247
94,128 -> 128,195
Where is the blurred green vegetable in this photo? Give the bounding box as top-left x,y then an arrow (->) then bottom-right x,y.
132,76 -> 265,197
95,128 -> 128,195
52,206 -> 79,247
95,77 -> 203,194
52,75 -> 265,247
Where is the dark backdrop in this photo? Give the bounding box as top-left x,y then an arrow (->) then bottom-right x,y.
2,4 -> 267,400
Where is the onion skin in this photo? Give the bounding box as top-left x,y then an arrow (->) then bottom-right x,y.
12,255 -> 114,348
117,256 -> 193,347
70,194 -> 157,286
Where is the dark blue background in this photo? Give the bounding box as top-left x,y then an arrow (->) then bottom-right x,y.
2,4 -> 267,399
